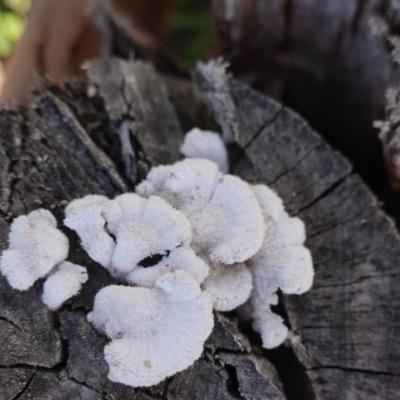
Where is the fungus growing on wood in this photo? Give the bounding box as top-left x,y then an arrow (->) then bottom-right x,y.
126,246 -> 209,287
102,193 -> 192,278
248,185 -> 314,349
64,195 -> 114,268
202,259 -> 253,311
42,261 -> 88,310
180,128 -> 229,173
137,158 -> 221,215
0,209 -> 69,291
137,158 -> 265,264
87,270 -> 214,387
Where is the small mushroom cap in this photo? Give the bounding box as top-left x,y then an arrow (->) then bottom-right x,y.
252,244 -> 313,295
252,308 -> 289,350
126,247 -> 209,287
202,260 -> 253,311
180,128 -> 229,173
250,279 -> 281,349
102,194 -> 192,276
88,270 -> 214,387
42,261 -> 88,310
136,158 -> 221,215
64,195 -> 115,268
190,175 -> 264,264
0,209 -> 69,291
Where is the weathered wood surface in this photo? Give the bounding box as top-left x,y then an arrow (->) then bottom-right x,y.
212,0 -> 399,212
195,63 -> 400,399
0,60 -> 284,400
1,57 -> 400,399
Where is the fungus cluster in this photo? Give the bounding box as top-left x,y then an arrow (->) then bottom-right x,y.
0,128 -> 314,388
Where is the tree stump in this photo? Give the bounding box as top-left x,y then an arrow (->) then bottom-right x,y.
0,59 -> 400,399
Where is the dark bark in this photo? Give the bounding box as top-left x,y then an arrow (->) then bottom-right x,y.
212,0 -> 400,221
195,62 -> 400,399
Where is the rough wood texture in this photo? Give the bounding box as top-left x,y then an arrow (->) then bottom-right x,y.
195,62 -> 400,399
0,60 -> 284,399
212,0 -> 398,210
2,56 -> 400,399
88,60 -> 184,165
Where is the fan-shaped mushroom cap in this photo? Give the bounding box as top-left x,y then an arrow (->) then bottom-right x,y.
202,260 -> 252,311
42,261 -> 88,310
180,128 -> 229,173
190,174 -> 264,264
248,184 -> 314,349
102,193 -> 192,277
137,159 -> 264,264
251,244 -> 313,295
0,209 -> 69,291
88,270 -> 214,387
137,158 -> 221,215
126,247 -> 209,287
64,195 -> 114,268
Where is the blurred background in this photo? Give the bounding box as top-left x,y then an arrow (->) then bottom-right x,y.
0,0 -> 215,95
1,0 -> 400,221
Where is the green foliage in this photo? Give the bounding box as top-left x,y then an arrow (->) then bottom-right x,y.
167,0 -> 213,70
0,0 -> 213,67
0,0 -> 31,57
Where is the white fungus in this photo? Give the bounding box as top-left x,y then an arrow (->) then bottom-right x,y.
42,261 -> 88,310
64,195 -> 114,268
180,128 -> 229,173
0,209 -> 69,291
137,158 -> 221,215
126,246 -> 209,287
248,185 -> 314,349
137,158 -> 265,264
102,193 -> 192,277
190,174 -> 264,264
87,270 -> 214,387
202,260 -> 253,312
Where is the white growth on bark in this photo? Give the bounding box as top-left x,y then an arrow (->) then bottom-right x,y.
137,158 -> 265,264
126,246 -> 209,287
102,193 -> 192,278
180,128 -> 229,173
64,195 -> 114,268
42,261 -> 88,310
87,270 -> 214,387
248,185 -> 314,349
0,209 -> 69,291
202,258 -> 253,311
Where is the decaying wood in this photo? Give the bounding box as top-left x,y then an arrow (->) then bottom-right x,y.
1,57 -> 400,399
195,62 -> 400,399
212,0 -> 399,208
0,60 -> 285,399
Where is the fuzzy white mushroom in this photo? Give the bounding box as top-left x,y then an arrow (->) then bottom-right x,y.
137,158 -> 264,264
180,128 -> 229,173
87,270 -> 214,388
64,195 -> 114,268
202,259 -> 252,312
251,288 -> 289,350
137,158 -> 221,215
102,193 -> 192,277
248,185 -> 314,349
126,246 -> 209,287
0,209 -> 69,291
42,261 -> 88,310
